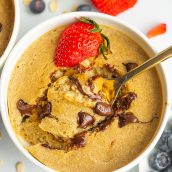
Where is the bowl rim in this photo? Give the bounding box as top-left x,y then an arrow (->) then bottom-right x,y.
0,0 -> 20,68
0,12 -> 170,172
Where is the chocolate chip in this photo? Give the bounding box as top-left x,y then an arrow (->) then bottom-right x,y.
69,76 -> 102,101
0,23 -> 2,32
70,132 -> 86,149
123,63 -> 138,72
114,92 -> 137,111
94,114 -> 115,131
118,112 -> 139,128
77,112 -> 95,129
38,101 -> 52,120
94,102 -> 112,116
16,99 -> 36,115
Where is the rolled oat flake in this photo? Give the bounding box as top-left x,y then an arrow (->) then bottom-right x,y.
16,161 -> 24,172
49,0 -> 58,13
0,160 -> 3,166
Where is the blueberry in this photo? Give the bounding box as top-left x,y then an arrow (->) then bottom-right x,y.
29,0 -> 45,14
162,165 -> 172,172
157,130 -> 172,152
149,151 -> 171,171
76,4 -> 92,11
167,135 -> 172,150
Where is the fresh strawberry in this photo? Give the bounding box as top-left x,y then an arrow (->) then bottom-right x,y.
55,17 -> 111,67
91,0 -> 137,16
147,23 -> 166,38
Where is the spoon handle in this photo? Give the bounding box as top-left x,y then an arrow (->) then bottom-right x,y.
120,46 -> 172,84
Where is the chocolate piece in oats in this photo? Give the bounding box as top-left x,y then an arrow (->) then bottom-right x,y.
87,79 -> 95,92
69,76 -> 102,101
95,102 -> 112,116
123,62 -> 138,72
21,115 -> 30,123
104,63 -> 120,78
77,111 -> 95,129
114,92 -> 137,111
70,132 -> 86,149
38,101 -> 52,120
16,99 -> 36,115
0,23 -> 2,32
95,114 -> 115,131
118,112 -> 139,128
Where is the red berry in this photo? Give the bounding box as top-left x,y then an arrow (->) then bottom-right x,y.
55,20 -> 103,67
91,0 -> 137,16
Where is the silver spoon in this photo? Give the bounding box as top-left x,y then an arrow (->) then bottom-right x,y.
110,46 -> 172,105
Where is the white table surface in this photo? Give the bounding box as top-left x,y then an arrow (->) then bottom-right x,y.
1,0 -> 172,171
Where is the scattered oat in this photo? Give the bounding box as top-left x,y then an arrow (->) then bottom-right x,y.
62,10 -> 69,13
16,162 -> 24,172
49,0 -> 58,13
23,0 -> 32,6
0,130 -> 2,140
0,160 -> 3,166
71,5 -> 78,12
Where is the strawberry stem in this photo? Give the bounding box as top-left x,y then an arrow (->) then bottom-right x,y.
79,17 -> 102,33
101,33 -> 112,54
79,17 -> 112,60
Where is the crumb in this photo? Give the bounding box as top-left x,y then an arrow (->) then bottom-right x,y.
0,160 -> 3,166
16,162 -> 24,172
23,0 -> 32,5
71,5 -> 78,12
49,0 -> 58,13
0,130 -> 2,140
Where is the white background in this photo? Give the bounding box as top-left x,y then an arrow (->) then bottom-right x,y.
1,0 -> 172,171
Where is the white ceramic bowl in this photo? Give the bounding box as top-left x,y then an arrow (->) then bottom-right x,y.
0,0 -> 20,68
0,12 -> 170,172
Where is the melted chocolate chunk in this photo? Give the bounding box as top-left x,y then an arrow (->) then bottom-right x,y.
70,132 -> 86,149
21,115 -> 30,123
90,114 -> 115,132
114,92 -> 137,111
118,112 -> 158,128
69,76 -> 102,101
41,144 -> 61,150
123,63 -> 138,72
41,144 -> 52,149
77,111 -> 95,129
118,112 -> 139,128
0,23 -> 2,32
94,102 -> 112,116
91,75 -> 100,81
87,79 -> 95,92
38,101 -> 52,120
16,99 -> 36,115
103,63 -> 120,78
42,132 -> 87,150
